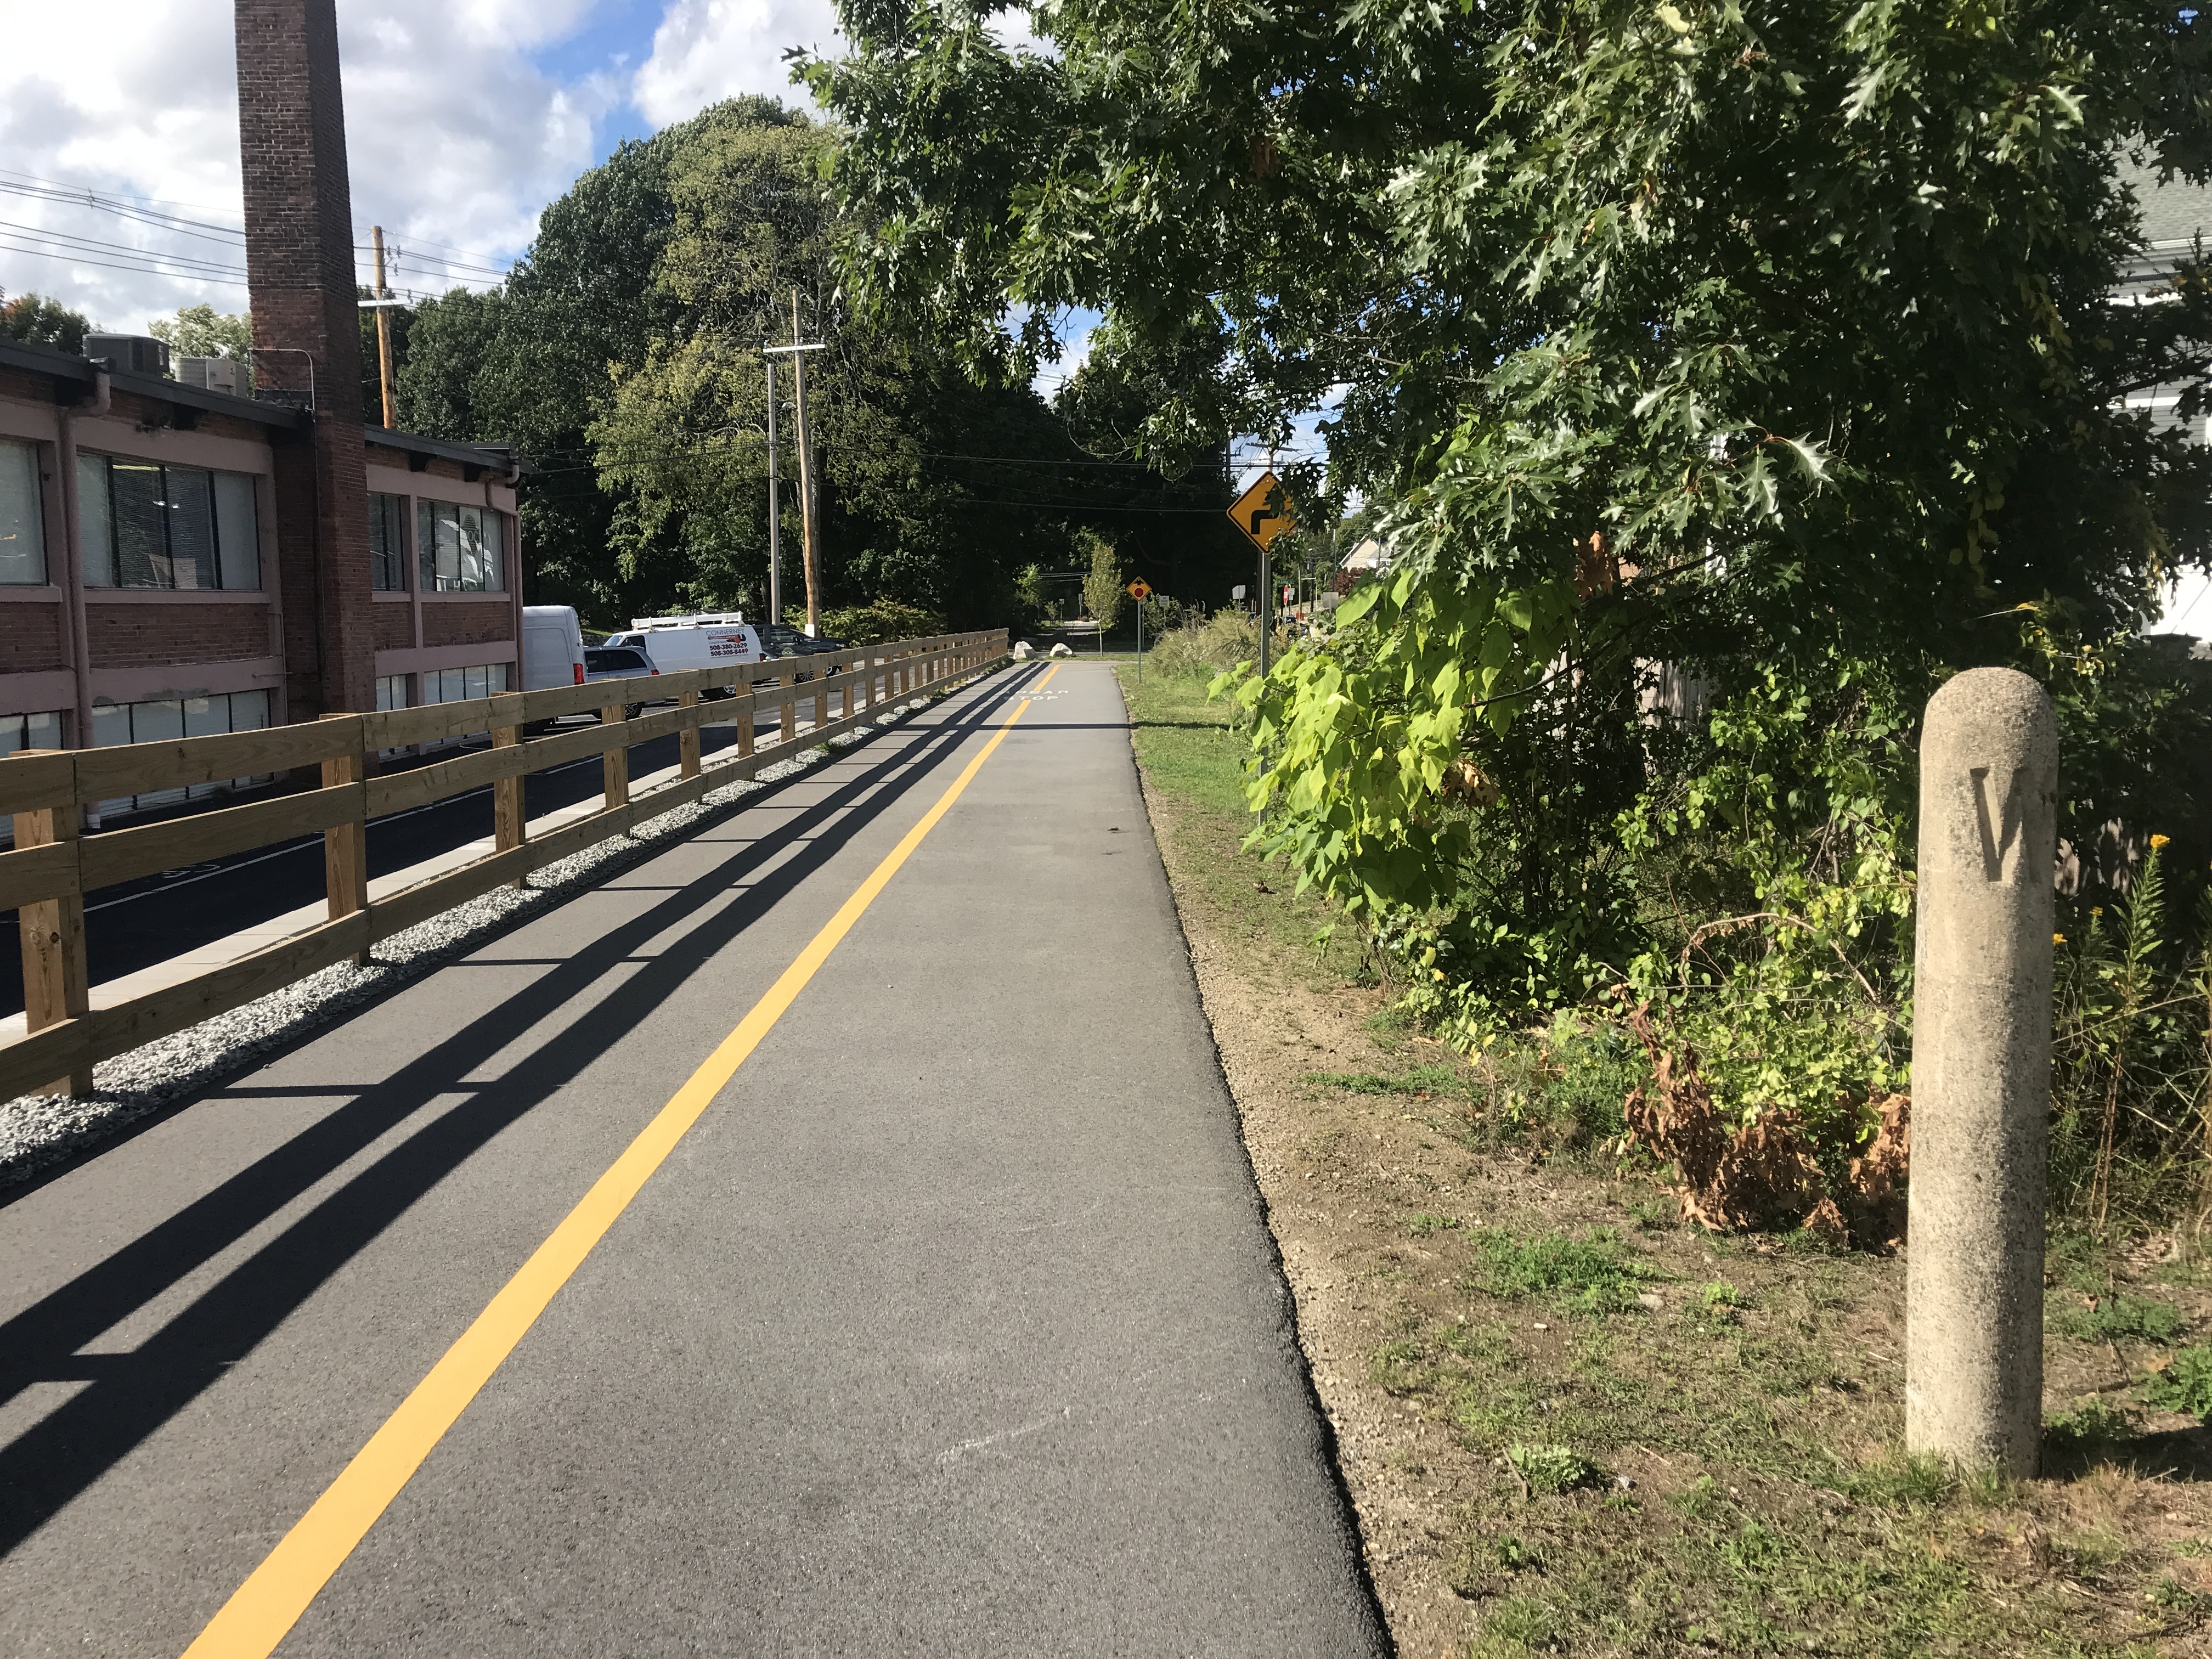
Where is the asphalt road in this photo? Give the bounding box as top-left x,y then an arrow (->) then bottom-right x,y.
1,703 -> 792,1019
0,662 -> 1386,1657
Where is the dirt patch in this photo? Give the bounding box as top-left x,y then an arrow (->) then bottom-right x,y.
1121,667 -> 2212,1658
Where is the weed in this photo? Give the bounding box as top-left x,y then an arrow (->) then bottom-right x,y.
1492,1533 -> 1542,1572
2048,1292 -> 2185,1344
1700,1280 -> 1742,1310
1627,1194 -> 1677,1230
2150,1576 -> 2207,1611
1371,1337 -> 1435,1397
1466,1226 -> 1671,1314
1505,1441 -> 1600,1493
1307,1063 -> 1471,1099
1476,1592 -> 1553,1651
2045,1398 -> 2142,1449
2047,1229 -> 2108,1294
1839,1451 -> 1953,1508
1668,1474 -> 1723,1517
2135,1343 -> 2212,1418
1407,1211 -> 1463,1237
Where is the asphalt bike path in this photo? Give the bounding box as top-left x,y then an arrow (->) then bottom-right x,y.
0,662 -> 1385,1657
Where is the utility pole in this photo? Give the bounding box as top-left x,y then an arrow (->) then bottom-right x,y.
792,289 -> 820,636
765,356 -> 781,625
370,225 -> 396,428
763,292 -> 827,635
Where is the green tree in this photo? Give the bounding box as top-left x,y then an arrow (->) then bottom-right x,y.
1,291 -> 92,356
811,0 -> 2212,1001
1080,530 -> 1125,632
148,303 -> 251,363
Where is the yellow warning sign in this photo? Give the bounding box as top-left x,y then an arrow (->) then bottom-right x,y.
1228,470 -> 1296,551
1126,579 -> 1152,601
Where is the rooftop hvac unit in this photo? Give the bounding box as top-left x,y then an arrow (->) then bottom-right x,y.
82,334 -> 170,376
177,356 -> 244,394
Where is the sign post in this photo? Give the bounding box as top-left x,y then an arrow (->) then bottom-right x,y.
1228,470 -> 1296,680
1127,578 -> 1152,684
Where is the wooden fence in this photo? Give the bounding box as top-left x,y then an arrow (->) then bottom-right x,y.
2,629 -> 1009,1104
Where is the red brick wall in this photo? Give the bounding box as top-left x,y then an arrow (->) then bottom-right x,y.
374,604 -> 414,651
0,604 -> 66,673
89,604 -> 272,668
422,603 -> 515,648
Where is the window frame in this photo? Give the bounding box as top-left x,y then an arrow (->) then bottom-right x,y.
0,437 -> 49,587
76,451 -> 264,592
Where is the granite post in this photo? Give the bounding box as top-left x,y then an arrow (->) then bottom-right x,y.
1906,667 -> 2057,1474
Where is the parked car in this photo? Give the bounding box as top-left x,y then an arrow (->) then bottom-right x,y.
759,623 -> 845,659
521,605 -> 587,691
603,613 -> 764,695
583,644 -> 660,719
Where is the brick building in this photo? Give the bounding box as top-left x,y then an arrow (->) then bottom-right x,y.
0,0 -> 525,819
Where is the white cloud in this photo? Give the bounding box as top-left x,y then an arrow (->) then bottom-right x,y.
631,1 -> 1042,128
0,2 -> 614,334
631,0 -> 840,127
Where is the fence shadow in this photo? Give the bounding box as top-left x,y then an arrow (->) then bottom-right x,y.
0,664 -> 1046,1556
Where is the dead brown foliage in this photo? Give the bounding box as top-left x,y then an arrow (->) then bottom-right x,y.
1620,1001 -> 1911,1250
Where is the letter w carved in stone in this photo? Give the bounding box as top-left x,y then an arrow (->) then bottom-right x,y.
1970,766 -> 2027,882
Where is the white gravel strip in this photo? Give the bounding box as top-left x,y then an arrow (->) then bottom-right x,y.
0,683 -> 983,1190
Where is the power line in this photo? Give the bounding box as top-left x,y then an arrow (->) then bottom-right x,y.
0,219 -> 250,278
0,236 -> 252,287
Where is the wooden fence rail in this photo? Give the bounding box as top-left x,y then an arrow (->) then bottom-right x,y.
1,629 -> 1009,1103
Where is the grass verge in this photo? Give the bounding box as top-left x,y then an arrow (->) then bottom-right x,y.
1118,661 -> 2212,1659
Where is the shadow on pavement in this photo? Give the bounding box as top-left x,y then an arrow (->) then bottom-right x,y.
0,665 -> 1047,1556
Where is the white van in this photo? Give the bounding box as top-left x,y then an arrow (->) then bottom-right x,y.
522,605 -> 587,691
605,613 -> 765,688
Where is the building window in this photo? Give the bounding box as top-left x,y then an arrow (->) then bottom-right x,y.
415,500 -> 503,592
0,439 -> 47,585
88,689 -> 273,817
420,662 -> 510,703
375,674 -> 408,711
1,709 -> 63,758
78,454 -> 260,590
369,492 -> 408,591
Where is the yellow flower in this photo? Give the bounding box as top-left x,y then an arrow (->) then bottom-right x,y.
2149,833 -> 2170,850
2091,907 -> 2102,918
2053,932 -> 2067,945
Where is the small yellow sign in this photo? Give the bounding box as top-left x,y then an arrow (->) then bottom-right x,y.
1126,578 -> 1153,601
1228,470 -> 1296,551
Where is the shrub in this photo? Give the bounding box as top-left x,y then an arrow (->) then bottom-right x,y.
817,597 -> 947,646
1146,611 -> 1264,681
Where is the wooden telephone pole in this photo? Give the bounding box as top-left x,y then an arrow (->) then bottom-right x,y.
763,291 -> 827,634
370,225 -> 396,428
765,357 -> 781,624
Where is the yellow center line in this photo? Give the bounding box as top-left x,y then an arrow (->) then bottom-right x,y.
184,692 -> 1038,1659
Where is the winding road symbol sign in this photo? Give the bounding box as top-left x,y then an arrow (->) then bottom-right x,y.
1229,470 -> 1296,551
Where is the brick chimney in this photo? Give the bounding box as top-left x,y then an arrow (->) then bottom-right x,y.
235,0 -> 375,718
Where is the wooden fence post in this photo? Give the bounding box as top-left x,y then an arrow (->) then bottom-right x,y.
319,714 -> 369,964
780,670 -> 797,744
490,692 -> 528,888
737,684 -> 757,766
840,664 -> 854,721
602,701 -> 630,812
678,687 -> 702,780
15,751 -> 90,1098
